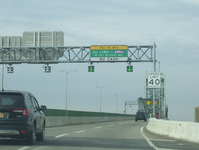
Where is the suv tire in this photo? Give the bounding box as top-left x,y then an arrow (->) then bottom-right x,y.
26,125 -> 36,145
36,123 -> 45,141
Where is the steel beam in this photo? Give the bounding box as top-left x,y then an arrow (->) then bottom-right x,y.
0,45 -> 154,64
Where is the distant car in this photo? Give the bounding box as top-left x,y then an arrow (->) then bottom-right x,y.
0,90 -> 46,145
135,111 -> 147,122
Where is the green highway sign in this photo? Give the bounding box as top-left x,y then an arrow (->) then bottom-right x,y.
127,66 -> 133,72
88,66 -> 94,72
90,45 -> 128,61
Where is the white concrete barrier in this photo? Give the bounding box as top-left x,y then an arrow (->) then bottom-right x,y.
146,118 -> 199,144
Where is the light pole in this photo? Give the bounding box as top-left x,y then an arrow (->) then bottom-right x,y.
96,85 -> 107,112
158,61 -> 161,118
60,69 -> 77,115
114,93 -> 122,113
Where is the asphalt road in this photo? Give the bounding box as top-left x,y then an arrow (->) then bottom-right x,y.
0,120 -> 198,150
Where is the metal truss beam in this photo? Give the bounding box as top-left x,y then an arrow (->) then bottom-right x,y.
0,45 -> 154,64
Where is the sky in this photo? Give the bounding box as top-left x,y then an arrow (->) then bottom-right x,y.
0,0 -> 199,122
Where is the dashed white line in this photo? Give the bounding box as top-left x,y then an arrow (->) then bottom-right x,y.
108,124 -> 114,127
55,130 -> 86,138
55,133 -> 69,138
17,147 -> 29,150
75,130 -> 86,134
95,126 -> 102,129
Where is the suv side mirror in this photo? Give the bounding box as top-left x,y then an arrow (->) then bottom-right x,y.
40,105 -> 47,111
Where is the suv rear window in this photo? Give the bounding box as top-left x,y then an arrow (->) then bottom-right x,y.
0,93 -> 24,106
136,112 -> 146,115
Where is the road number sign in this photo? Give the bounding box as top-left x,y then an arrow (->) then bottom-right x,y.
148,72 -> 161,88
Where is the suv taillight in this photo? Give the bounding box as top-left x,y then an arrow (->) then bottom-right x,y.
12,109 -> 30,117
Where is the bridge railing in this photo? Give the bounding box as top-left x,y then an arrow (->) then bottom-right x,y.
43,109 -> 134,127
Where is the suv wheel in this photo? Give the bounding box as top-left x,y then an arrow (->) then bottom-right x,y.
36,123 -> 45,141
26,125 -> 36,145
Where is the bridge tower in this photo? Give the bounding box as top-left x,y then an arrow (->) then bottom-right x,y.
144,72 -> 166,119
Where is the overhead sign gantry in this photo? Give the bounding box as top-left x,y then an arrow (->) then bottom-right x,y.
0,31 -> 156,72
0,31 -> 166,118
0,45 -> 155,73
0,45 -> 155,64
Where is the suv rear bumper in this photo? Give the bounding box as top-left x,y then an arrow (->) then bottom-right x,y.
0,130 -> 19,135
0,123 -> 32,138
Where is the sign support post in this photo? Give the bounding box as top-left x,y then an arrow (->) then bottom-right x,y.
153,43 -> 156,118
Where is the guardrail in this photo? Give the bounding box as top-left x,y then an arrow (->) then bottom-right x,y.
146,118 -> 199,144
43,109 -> 134,127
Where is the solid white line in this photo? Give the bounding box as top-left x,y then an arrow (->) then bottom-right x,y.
95,126 -> 102,129
149,138 -> 175,142
75,130 -> 86,133
18,147 -> 29,150
140,127 -> 177,150
55,133 -> 69,138
140,127 -> 160,150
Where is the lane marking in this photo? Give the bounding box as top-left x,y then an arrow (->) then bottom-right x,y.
95,126 -> 102,129
108,124 -> 114,127
75,130 -> 86,134
18,147 -> 29,150
55,133 -> 69,138
141,127 -> 177,150
140,127 -> 160,150
150,138 -> 175,142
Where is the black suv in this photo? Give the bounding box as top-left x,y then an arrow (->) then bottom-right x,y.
135,111 -> 147,122
0,90 -> 46,145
